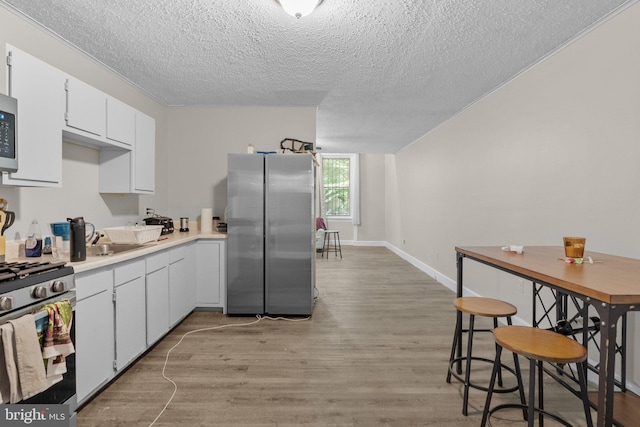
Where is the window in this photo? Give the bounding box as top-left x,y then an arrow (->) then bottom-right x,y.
321,154 -> 359,222
323,157 -> 351,216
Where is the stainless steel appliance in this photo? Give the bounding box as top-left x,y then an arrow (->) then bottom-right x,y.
227,154 -> 315,315
143,209 -> 174,235
0,93 -> 18,173
0,261 -> 76,424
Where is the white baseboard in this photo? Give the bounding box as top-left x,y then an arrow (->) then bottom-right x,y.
384,242 -> 457,291
353,240 -> 386,247
383,242 -> 531,326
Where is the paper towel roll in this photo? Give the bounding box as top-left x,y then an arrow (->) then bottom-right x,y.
201,208 -> 213,233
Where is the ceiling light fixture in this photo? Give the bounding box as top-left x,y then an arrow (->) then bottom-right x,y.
277,0 -> 323,19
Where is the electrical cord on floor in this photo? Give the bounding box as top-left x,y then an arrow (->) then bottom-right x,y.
148,314 -> 311,427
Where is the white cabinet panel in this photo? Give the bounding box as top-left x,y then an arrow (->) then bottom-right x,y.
186,244 -> 197,312
65,77 -> 106,137
168,257 -> 186,327
106,97 -> 135,146
75,269 -> 114,404
98,110 -> 155,194
196,241 -> 226,310
1,45 -> 65,187
114,260 -> 146,371
168,245 -> 194,326
146,252 -> 169,346
133,111 -> 155,193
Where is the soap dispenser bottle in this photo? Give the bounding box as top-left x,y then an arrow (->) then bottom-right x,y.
25,219 -> 43,257
67,217 -> 87,262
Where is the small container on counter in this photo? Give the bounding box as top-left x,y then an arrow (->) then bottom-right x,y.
25,219 -> 43,257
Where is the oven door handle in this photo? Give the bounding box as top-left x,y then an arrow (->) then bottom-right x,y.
0,292 -> 76,324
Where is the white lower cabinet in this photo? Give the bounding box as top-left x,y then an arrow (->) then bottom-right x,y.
75,268 -> 114,404
196,240 -> 226,311
75,239 -> 224,402
146,251 -> 170,346
114,259 -> 146,371
168,244 -> 195,326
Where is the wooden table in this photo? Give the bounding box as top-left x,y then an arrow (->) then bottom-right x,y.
455,246 -> 640,427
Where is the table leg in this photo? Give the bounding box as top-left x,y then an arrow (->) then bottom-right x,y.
593,303 -> 625,427
455,252 -> 464,373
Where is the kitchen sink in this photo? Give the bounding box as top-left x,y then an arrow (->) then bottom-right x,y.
86,243 -> 148,257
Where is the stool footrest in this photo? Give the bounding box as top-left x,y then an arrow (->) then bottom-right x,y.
487,403 -> 573,427
448,356 -> 520,393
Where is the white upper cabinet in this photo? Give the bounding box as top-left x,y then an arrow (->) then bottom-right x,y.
64,77 -> 132,151
1,45 -> 155,192
99,110 -> 155,194
65,77 -> 106,138
133,111 -> 155,193
1,45 -> 65,187
106,97 -> 135,146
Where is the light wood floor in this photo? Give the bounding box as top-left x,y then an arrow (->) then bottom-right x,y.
78,246 -> 593,426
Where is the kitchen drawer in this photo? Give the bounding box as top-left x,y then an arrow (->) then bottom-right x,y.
146,251 -> 169,274
75,269 -> 113,301
169,246 -> 187,264
114,259 -> 145,287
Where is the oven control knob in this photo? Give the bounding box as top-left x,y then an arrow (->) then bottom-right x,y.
31,286 -> 47,299
0,296 -> 12,311
51,280 -> 66,293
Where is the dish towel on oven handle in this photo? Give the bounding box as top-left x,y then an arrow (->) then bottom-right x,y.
3,314 -> 49,402
41,301 -> 75,381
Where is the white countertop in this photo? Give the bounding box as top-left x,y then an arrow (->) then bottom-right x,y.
11,230 -> 226,274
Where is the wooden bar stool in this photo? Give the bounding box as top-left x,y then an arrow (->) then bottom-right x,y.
446,297 -> 526,416
481,326 -> 593,427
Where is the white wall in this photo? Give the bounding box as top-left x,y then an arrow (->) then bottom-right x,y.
165,107 -> 316,222
356,154 -> 386,244
387,2 -> 640,390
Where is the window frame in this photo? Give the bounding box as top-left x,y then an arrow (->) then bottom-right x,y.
321,153 -> 358,222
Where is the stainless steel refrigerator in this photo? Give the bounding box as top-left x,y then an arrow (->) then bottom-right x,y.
227,153 -> 315,315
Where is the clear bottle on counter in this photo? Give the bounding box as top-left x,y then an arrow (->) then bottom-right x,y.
42,236 -> 52,255
25,219 -> 43,257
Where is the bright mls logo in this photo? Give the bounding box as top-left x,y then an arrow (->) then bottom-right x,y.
2,405 -> 69,426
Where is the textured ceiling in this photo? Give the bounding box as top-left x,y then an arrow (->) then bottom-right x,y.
1,0 -> 633,153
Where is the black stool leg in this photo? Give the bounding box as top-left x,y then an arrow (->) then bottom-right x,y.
323,233 -> 329,258
494,318 -> 504,387
446,310 -> 462,383
512,352 -> 528,420
462,314 -> 475,415
481,345 -> 502,427
538,360 -> 544,427
528,358 -> 536,427
577,361 -> 594,427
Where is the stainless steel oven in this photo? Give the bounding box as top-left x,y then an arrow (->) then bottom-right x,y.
0,261 -> 76,426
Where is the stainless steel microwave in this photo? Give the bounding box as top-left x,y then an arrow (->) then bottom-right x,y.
0,92 -> 18,173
